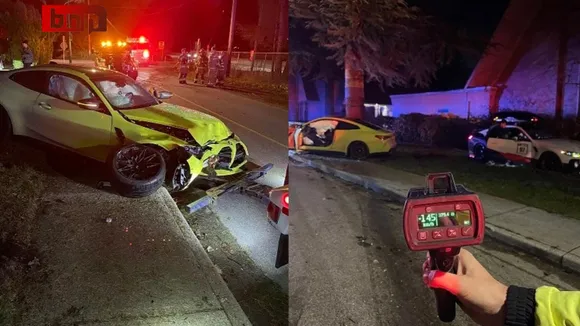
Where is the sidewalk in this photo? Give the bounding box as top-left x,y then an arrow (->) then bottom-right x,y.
17,173 -> 251,325
289,152 -> 580,274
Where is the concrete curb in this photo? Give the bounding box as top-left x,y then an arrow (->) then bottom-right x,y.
290,152 -> 580,275
158,188 -> 253,326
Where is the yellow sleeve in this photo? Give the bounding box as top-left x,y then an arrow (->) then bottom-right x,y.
535,286 -> 580,326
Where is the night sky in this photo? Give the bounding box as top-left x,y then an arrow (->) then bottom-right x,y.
39,0 -> 260,51
365,0 -> 510,104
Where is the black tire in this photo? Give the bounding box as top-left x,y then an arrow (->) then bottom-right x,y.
0,107 -> 13,146
348,141 -> 369,160
537,152 -> 561,171
473,144 -> 486,162
110,144 -> 166,198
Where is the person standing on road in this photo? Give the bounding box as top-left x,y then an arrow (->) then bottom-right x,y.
194,48 -> 208,84
21,40 -> 33,68
207,49 -> 219,87
177,48 -> 189,84
422,248 -> 580,326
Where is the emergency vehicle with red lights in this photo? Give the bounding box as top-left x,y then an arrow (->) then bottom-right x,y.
126,36 -> 151,67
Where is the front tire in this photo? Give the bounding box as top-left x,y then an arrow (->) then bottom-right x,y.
110,144 -> 166,198
537,152 -> 562,171
348,141 -> 369,160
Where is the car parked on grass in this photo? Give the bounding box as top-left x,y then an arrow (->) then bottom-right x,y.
288,117 -> 396,160
468,122 -> 580,171
267,167 -> 288,268
0,65 -> 249,197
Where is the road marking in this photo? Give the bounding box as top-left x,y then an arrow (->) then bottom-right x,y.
149,83 -> 286,148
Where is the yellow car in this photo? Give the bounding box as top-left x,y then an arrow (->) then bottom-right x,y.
0,64 -> 248,197
289,117 -> 396,160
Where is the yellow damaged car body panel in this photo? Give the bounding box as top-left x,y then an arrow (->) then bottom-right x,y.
121,103 -> 232,145
117,102 -> 248,178
0,65 -> 249,191
293,117 -> 396,156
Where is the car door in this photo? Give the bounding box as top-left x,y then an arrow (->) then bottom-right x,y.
486,125 -> 511,159
5,70 -> 46,124
332,120 -> 360,152
487,126 -> 531,163
510,128 -> 534,162
31,72 -> 114,162
298,119 -> 338,152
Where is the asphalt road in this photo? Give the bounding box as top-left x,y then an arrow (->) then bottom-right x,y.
136,66 -> 289,291
290,161 -> 580,326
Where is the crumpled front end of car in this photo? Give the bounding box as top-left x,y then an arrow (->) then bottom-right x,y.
123,112 -> 249,192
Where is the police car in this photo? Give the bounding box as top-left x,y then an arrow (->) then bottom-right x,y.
127,36 -> 151,67
468,116 -> 580,171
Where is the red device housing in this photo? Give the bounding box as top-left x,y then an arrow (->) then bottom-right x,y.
403,173 -> 485,251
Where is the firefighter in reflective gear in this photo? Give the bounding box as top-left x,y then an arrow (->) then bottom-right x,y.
194,48 -> 208,84
207,49 -> 219,87
177,48 -> 189,84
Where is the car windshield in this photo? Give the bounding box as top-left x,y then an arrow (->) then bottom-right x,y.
91,75 -> 157,110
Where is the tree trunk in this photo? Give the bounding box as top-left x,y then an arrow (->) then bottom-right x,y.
289,73 -> 299,121
344,49 -> 364,119
273,0 -> 288,78
325,76 -> 335,116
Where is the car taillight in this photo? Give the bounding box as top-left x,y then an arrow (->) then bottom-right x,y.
468,135 -> 473,140
281,192 -> 288,208
375,135 -> 391,141
143,49 -> 150,58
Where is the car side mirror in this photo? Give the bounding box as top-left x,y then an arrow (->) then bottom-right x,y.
77,99 -> 103,111
156,90 -> 172,100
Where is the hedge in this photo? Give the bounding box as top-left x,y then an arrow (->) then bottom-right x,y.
373,113 -> 580,149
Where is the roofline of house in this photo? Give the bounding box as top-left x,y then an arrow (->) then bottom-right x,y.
464,0 -> 541,89
389,86 -> 490,99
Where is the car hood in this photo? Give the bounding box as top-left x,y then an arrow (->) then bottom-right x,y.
123,102 -> 232,144
535,138 -> 580,152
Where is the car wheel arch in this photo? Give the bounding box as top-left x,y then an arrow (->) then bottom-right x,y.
347,141 -> 369,159
537,150 -> 562,168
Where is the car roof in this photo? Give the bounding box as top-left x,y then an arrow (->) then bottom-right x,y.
21,64 -> 124,79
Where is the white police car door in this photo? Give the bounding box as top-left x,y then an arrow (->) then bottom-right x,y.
487,126 -> 533,162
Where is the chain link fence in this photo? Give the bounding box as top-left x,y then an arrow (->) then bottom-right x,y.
230,51 -> 288,74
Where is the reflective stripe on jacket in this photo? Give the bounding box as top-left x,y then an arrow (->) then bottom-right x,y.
536,286 -> 580,325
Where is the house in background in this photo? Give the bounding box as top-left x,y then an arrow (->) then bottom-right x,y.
288,74 -> 392,122
289,75 -> 344,122
391,0 -> 580,119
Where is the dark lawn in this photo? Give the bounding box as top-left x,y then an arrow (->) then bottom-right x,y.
382,149 -> 580,219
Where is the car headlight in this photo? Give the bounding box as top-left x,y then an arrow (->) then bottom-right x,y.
560,150 -> 580,158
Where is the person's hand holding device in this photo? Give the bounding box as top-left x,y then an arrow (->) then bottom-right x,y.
403,172 -> 486,322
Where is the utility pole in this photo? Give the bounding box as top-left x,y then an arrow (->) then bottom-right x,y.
87,0 -> 91,56
226,0 -> 238,77
250,0 -> 263,72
